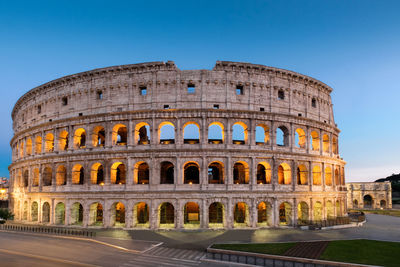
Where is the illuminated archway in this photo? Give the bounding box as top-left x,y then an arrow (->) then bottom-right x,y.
326,201 -> 334,219
209,202 -> 224,227
322,134 -> 330,153
42,167 -> 52,186
44,133 -> 54,152
276,126 -> 289,146
72,164 -> 84,185
111,162 -> 126,184
58,130 -> 69,151
135,162 -> 149,184
297,164 -> 308,185
42,202 -> 50,223
312,165 -> 322,185
233,161 -> 249,184
313,201 -> 323,221
310,131 -> 320,151
295,128 -> 306,148
92,126 -> 105,147
208,161 -> 224,184
112,124 -> 127,145
159,202 -> 174,227
183,122 -> 200,144
56,165 -> 67,185
70,202 -> 83,225
257,162 -> 271,184
232,122 -> 247,145
278,163 -> 291,185
279,202 -> 292,225
184,202 -> 200,228
134,202 -> 149,226
184,162 -> 200,184
135,122 -> 150,145
74,128 -> 86,149
91,163 -> 104,185
234,202 -> 249,226
111,202 -> 125,227
208,122 -> 224,144
55,202 -> 65,225
89,202 -> 103,226
26,138 -> 32,155
255,124 -> 270,145
31,202 -> 38,221
257,201 -> 272,226
35,136 -> 42,154
297,202 -> 309,224
160,161 -> 174,184
325,167 -> 332,186
159,122 -> 175,144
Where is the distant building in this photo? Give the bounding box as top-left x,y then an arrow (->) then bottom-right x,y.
346,182 -> 392,209
0,177 -> 9,208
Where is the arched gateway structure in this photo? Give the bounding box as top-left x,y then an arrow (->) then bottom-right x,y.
9,61 -> 346,229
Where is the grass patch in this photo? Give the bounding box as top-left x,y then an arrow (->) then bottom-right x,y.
321,239 -> 400,267
211,242 -> 295,255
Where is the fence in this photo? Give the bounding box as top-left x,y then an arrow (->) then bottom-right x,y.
0,223 -> 96,237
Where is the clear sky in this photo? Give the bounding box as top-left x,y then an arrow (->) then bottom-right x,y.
0,0 -> 399,182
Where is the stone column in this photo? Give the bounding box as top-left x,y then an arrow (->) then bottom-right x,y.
128,119 -> 134,148
201,199 -> 208,229
65,200 -> 70,225
127,157 -> 134,185
250,157 -> 256,187
176,200 -> 183,229
50,198 -> 55,224
273,197 -> 279,227
293,198 -> 297,226
251,198 -> 257,228
226,198 -> 233,229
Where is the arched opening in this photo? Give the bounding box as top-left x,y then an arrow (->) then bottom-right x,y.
134,202 -> 149,227
276,126 -> 289,146
159,122 -> 175,144
183,122 -> 200,144
295,128 -> 306,148
297,165 -> 308,185
19,142 -> 24,157
232,122 -> 247,145
32,168 -> 39,187
74,128 -> 86,149
184,202 -> 200,228
135,162 -> 150,184
89,203 -> 103,226
297,202 -> 309,224
234,202 -> 249,226
208,122 -> 224,144
92,126 -> 105,147
278,163 -> 291,185
111,202 -> 125,227
255,125 -> 270,145
257,202 -> 271,226
45,133 -> 54,152
312,165 -> 322,185
313,202 -> 323,222
208,162 -> 224,184
70,202 -> 83,225
135,122 -> 150,145
26,138 -> 32,155
56,165 -> 67,186
159,202 -> 174,227
184,162 -> 200,184
31,202 -> 38,221
336,200 -> 341,216
72,164 -> 84,185
325,167 -> 332,186
160,161 -> 174,184
353,199 -> 358,208
23,170 -> 29,187
35,136 -> 42,154
380,200 -> 386,209
58,130 -> 69,151
42,167 -> 52,186
326,201 -> 334,219
322,134 -> 330,153
233,162 -> 249,184
257,162 -> 271,184
23,201 -> 28,220
112,124 -> 127,145
279,202 -> 292,225
310,131 -> 320,151
91,163 -> 104,185
111,162 -> 126,184
363,195 -> 373,209
42,202 -> 50,223
332,137 -> 338,154
334,168 -> 339,185
55,202 -> 65,225
209,202 -> 224,227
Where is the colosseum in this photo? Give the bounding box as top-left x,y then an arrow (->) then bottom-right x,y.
9,61 -> 347,229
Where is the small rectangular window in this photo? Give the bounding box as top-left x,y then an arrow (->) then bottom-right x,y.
213,104 -> 219,109
260,107 -> 265,112
97,91 -> 103,100
298,113 -> 302,117
37,105 -> 41,114
62,97 -> 68,106
163,105 -> 170,109
117,107 -> 123,112
236,85 -> 244,95
187,84 -> 195,94
140,86 -> 147,95
78,113 -> 83,116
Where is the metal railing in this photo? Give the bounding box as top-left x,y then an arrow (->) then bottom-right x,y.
0,223 -> 96,237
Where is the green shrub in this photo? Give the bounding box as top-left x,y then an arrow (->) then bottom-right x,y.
0,208 -> 14,220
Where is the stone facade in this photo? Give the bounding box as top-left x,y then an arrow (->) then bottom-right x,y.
346,182 -> 392,209
9,61 -> 346,229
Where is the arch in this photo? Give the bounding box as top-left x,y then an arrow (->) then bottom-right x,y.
334,168 -> 340,185
276,126 -> 289,146
35,136 -> 42,154
297,202 -> 309,224
134,202 -> 149,226
44,133 -> 54,152
313,201 -> 323,221
32,168 -> 39,187
56,165 -> 67,186
74,128 -> 86,149
112,124 -> 127,145
89,202 -> 103,226
184,202 -> 200,228
208,161 -> 224,184
297,164 -> 308,185
111,202 -> 125,227
135,162 -> 150,184
159,121 -> 175,144
72,164 -> 84,185
326,201 -> 334,219
295,128 -> 306,148
183,122 -> 200,144
23,201 -> 28,220
91,163 -> 104,185
31,201 -> 38,221
208,122 -> 224,144
23,170 -> 29,187
233,161 -> 249,184
232,122 -> 247,145
184,161 -> 200,184
42,167 -> 52,186
325,167 -> 332,186
19,142 -> 24,157
92,126 -> 105,147
332,137 -> 338,154
111,162 -> 126,184
312,165 -> 322,185
353,199 -> 358,208
160,161 -> 174,184
159,202 -> 174,227
322,134 -> 330,153
255,124 -> 270,145
363,195 -> 373,209
380,200 -> 387,209
55,202 -> 65,225
310,131 -> 320,151
58,130 -> 69,151
135,122 -> 150,145
279,202 -> 292,225
257,201 -> 272,226
257,162 -> 271,184
278,163 -> 291,185
42,202 -> 50,223
209,202 -> 224,227
336,200 -> 341,216
26,138 -> 32,155
70,202 -> 83,225
234,202 -> 249,226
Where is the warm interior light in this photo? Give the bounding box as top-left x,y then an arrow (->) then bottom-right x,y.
0,189 -> 5,193
189,181 -> 192,185
99,182 -> 104,186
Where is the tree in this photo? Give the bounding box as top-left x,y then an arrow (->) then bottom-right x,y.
0,208 -> 14,223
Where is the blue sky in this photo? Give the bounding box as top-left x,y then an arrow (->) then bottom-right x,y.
0,0 -> 399,181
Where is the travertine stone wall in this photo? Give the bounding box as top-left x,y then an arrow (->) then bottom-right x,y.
346,182 -> 392,209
